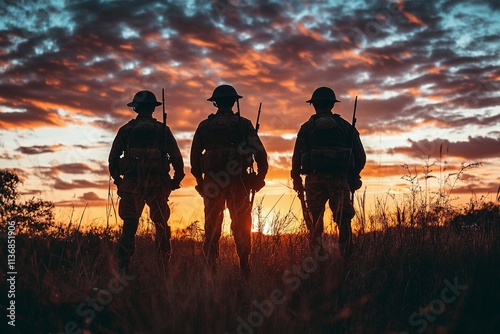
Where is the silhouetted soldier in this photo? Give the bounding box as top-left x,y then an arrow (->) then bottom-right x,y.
190,84 -> 268,278
109,90 -> 184,271
291,87 -> 365,258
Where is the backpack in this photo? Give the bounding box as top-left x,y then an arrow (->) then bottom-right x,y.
300,114 -> 353,174
200,114 -> 252,173
119,119 -> 169,182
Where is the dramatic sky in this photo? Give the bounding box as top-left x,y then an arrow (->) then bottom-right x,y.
1,0 -> 499,231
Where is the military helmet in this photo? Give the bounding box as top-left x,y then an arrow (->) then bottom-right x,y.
306,87 -> 341,103
127,90 -> 162,107
207,84 -> 243,101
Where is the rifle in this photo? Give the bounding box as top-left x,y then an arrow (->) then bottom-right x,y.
249,102 -> 262,207
161,88 -> 168,185
162,88 -> 166,126
236,97 -> 243,142
297,185 -> 313,230
346,96 -> 358,203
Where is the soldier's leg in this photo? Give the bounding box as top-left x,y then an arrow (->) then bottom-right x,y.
328,179 -> 355,258
227,178 -> 252,277
202,178 -> 226,268
118,193 -> 144,269
305,174 -> 329,249
147,187 -> 171,262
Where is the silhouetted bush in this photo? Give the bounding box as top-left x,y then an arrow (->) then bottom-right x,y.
0,169 -> 56,235
448,201 -> 500,232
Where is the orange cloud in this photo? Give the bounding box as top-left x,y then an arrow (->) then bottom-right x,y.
28,100 -> 92,118
186,35 -> 218,48
0,102 -> 67,129
427,95 -> 443,101
279,79 -> 301,94
359,162 -> 405,178
75,84 -> 90,92
296,23 -> 325,42
398,0 -> 427,26
335,49 -> 375,67
110,86 -> 126,93
427,66 -> 446,74
404,12 -> 426,26
407,87 -> 421,96
186,80 -> 203,88
119,44 -> 133,50
45,78 -> 61,86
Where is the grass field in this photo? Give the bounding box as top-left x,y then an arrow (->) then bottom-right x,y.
2,210 -> 499,334
1,167 -> 500,334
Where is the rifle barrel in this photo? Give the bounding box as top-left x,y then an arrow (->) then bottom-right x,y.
348,96 -> 358,204
255,102 -> 262,133
162,88 -> 166,124
352,96 -> 357,127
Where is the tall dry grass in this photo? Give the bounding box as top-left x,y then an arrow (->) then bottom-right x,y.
4,201 -> 500,334
2,164 -> 500,334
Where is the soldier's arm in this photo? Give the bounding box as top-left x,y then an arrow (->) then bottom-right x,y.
246,120 -> 268,178
190,125 -> 204,180
338,116 -> 366,174
291,126 -> 306,179
352,129 -> 366,174
165,127 -> 185,181
108,128 -> 126,183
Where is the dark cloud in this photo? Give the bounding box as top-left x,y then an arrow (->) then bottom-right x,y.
78,191 -> 104,201
0,0 -> 498,134
388,136 -> 500,160
37,162 -> 96,179
16,144 -> 64,155
0,0 -> 499,205
18,189 -> 45,197
450,181 -> 499,195
55,194 -> 107,207
9,147 -> 113,194
52,177 -> 108,190
53,163 -> 94,174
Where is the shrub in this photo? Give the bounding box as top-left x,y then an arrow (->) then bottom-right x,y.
0,169 -> 56,235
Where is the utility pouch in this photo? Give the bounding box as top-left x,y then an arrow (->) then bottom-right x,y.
300,151 -> 312,174
307,147 -> 352,173
119,156 -> 131,175
201,147 -> 232,173
120,148 -> 169,176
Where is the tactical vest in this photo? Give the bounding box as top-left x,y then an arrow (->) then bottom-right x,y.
301,114 -> 352,174
200,113 -> 252,173
119,118 -> 169,183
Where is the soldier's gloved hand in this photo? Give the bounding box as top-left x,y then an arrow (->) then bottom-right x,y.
113,177 -> 123,187
171,176 -> 182,190
348,173 -> 362,192
195,178 -> 204,197
292,177 -> 304,193
251,174 -> 266,192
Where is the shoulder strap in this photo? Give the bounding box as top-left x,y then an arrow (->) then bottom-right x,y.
124,119 -> 136,155
332,114 -> 351,145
